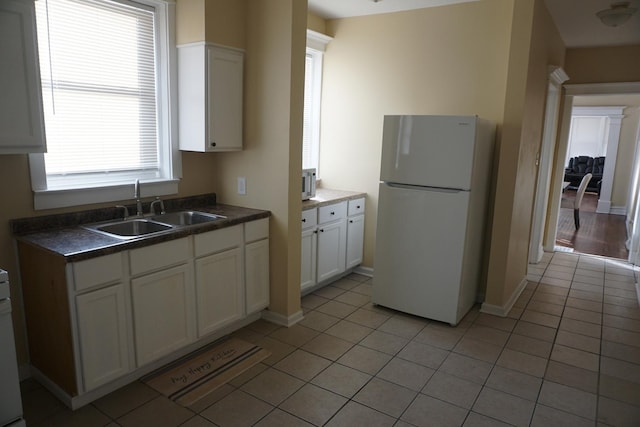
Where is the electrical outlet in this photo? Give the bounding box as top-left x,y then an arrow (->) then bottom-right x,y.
237,177 -> 246,195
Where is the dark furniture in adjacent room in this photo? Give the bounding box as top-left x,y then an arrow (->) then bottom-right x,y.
564,156 -> 604,194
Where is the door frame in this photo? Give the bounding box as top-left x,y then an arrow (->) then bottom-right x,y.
541,82 -> 640,257
529,66 -> 568,263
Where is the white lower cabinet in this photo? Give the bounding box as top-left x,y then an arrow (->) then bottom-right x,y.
245,218 -> 270,314
346,214 -> 365,269
317,216 -> 347,282
301,197 -> 365,292
300,227 -> 317,292
195,248 -> 243,336
22,217 -> 269,404
75,283 -> 130,391
194,225 -> 244,336
131,263 -> 195,366
346,199 -> 365,269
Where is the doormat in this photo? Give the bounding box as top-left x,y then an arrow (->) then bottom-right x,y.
143,337 -> 270,406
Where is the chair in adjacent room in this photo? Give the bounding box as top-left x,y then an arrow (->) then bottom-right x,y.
574,173 -> 593,230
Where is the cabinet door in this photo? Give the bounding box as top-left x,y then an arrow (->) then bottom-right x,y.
131,264 -> 195,366
0,0 -> 46,153
317,219 -> 347,283
346,214 -> 365,269
207,46 -> 243,151
301,227 -> 317,292
245,239 -> 269,314
76,284 -> 130,391
195,247 -> 243,336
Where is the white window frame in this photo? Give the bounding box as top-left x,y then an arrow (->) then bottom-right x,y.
28,0 -> 180,210
303,30 -> 332,176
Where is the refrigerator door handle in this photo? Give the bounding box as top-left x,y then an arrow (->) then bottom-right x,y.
385,182 -> 464,194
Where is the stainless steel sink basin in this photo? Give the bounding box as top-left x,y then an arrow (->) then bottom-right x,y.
83,210 -> 225,239
84,219 -> 174,239
151,211 -> 225,226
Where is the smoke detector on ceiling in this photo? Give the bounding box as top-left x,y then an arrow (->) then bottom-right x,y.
596,1 -> 637,27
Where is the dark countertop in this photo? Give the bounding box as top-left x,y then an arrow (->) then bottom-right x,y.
302,188 -> 367,211
12,194 -> 270,262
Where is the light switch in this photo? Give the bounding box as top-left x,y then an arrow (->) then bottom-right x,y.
237,177 -> 246,195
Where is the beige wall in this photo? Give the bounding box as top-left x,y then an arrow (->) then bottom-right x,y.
176,0 -> 205,44
485,0 -> 565,306
307,12 -> 327,34
177,0 -> 246,47
573,94 -> 640,209
176,0 -> 308,318
564,46 -> 640,85
214,0 -> 307,317
321,1 -> 514,269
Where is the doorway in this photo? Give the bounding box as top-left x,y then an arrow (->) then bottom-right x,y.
554,101 -> 636,259
538,82 -> 640,263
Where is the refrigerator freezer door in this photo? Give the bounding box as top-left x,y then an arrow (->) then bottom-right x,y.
380,115 -> 477,190
373,183 -> 469,325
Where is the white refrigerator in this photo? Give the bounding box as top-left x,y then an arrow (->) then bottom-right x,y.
372,115 -> 495,326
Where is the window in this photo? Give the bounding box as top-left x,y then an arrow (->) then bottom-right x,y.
29,0 -> 179,210
303,30 -> 332,175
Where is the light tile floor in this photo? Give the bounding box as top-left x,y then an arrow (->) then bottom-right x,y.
21,252 -> 640,426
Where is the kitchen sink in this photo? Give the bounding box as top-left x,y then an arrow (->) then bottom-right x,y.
84,219 -> 174,239
151,211 -> 225,226
83,210 -> 225,239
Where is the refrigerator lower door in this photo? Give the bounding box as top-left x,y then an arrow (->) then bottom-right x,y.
373,182 -> 469,325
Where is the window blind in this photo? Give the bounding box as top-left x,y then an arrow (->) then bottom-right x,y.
35,0 -> 159,188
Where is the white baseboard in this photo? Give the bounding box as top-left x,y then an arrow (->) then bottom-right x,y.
610,206 -> 627,216
597,199 -> 611,214
480,277 -> 528,317
354,266 -> 373,277
261,309 -> 304,327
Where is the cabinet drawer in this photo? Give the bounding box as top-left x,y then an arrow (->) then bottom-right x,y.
195,224 -> 242,257
73,253 -> 123,292
130,238 -> 191,276
301,209 -> 317,229
348,198 -> 365,216
318,201 -> 347,224
245,218 -> 269,243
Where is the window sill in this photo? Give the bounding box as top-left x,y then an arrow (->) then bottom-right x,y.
34,179 -> 180,210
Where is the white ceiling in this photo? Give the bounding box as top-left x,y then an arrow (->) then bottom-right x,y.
307,0 -> 640,48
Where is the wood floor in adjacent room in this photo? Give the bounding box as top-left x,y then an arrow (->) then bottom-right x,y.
556,190 -> 629,260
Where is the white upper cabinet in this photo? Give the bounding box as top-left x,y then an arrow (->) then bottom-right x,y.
178,43 -> 244,152
0,0 -> 46,154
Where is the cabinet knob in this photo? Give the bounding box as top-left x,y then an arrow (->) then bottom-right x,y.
314,230 -> 318,234
349,220 -> 353,223
210,142 -> 217,147
357,205 -> 361,209
330,211 -> 335,215
302,218 -> 306,222
320,229 -> 324,232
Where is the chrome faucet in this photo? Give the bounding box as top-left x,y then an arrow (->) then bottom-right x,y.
115,205 -> 129,220
150,197 -> 165,215
135,179 -> 143,216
